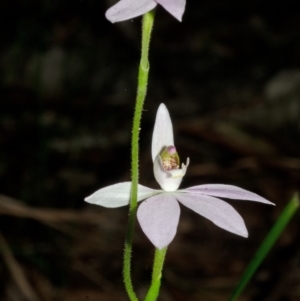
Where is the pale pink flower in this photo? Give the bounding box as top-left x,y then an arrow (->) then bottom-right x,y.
106,0 -> 186,23
85,104 -> 274,249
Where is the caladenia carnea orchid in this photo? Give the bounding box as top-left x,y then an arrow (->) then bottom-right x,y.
106,0 -> 186,23
85,103 -> 275,250
90,4 -> 275,300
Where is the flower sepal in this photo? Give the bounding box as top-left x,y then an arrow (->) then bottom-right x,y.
85,103 -> 274,250
105,0 -> 186,23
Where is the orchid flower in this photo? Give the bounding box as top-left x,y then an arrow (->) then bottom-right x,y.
85,104 -> 274,249
106,0 -> 186,23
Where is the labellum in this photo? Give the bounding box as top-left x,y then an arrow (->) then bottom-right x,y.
161,146 -> 179,171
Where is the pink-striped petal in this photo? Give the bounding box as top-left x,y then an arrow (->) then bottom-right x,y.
85,182 -> 161,208
137,193 -> 180,249
156,0 -> 186,21
106,0 -> 157,23
152,103 -> 174,162
175,192 -> 248,237
183,184 -> 274,205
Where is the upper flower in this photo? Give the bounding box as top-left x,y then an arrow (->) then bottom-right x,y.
85,104 -> 274,249
106,0 -> 186,23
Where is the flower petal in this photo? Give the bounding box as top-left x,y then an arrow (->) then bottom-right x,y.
152,103 -> 174,162
183,184 -> 274,205
156,0 -> 186,21
175,192 -> 248,237
137,193 -> 180,249
85,182 -> 161,208
105,0 -> 157,23
153,155 -> 189,191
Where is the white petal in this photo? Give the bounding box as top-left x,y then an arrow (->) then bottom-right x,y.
105,0 -> 157,23
156,0 -> 186,21
183,184 -> 274,205
153,156 -> 189,191
152,103 -> 174,162
175,192 -> 248,237
137,193 -> 180,249
85,182 -> 161,208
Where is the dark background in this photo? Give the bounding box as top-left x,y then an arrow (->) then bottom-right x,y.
0,0 -> 299,300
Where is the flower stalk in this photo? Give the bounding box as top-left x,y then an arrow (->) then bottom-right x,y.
124,10 -> 155,301
144,247 -> 168,301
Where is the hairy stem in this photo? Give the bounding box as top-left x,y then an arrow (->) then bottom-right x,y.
144,248 -> 168,301
123,10 -> 155,301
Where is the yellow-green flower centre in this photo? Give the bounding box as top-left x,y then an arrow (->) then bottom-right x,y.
160,146 -> 180,171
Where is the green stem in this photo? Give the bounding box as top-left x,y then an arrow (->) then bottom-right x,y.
144,248 -> 168,301
123,10 -> 155,301
228,193 -> 300,301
